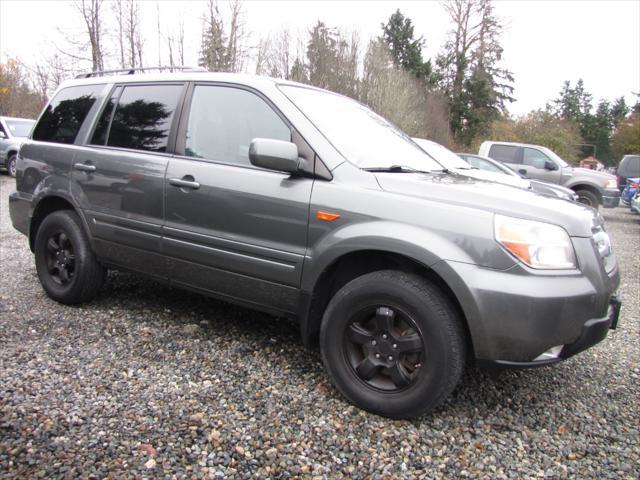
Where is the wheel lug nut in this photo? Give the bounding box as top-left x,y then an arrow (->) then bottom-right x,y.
388,355 -> 393,361
375,353 -> 380,358
392,343 -> 397,349
371,340 -> 377,346
382,334 -> 387,339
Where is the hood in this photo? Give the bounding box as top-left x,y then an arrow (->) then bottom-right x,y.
451,166 -> 530,189
569,167 -> 617,187
375,171 -> 600,237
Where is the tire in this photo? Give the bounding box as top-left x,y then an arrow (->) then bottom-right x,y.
34,210 -> 105,304
320,270 -> 466,419
575,189 -> 599,208
7,153 -> 17,178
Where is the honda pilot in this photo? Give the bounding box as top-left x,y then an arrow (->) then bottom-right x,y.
9,69 -> 621,418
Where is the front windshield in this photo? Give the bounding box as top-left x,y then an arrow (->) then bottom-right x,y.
412,139 -> 471,169
5,119 -> 35,138
280,85 -> 442,171
541,146 -> 569,167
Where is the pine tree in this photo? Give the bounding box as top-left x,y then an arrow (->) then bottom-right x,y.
380,10 -> 432,81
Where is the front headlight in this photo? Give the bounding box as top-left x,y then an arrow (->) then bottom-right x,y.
494,215 -> 577,269
605,178 -> 617,189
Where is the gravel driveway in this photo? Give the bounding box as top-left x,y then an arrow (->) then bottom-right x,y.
1,174 -> 638,479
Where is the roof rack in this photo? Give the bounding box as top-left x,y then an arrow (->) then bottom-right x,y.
75,66 -> 207,79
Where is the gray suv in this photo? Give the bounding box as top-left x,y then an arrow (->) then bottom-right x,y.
9,70 -> 621,418
479,141 -> 620,208
0,116 -> 35,177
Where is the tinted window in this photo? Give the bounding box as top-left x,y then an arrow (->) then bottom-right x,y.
90,87 -> 122,145
185,86 -> 291,166
32,85 -> 103,144
489,144 -> 519,164
108,84 -> 182,152
523,147 -> 550,169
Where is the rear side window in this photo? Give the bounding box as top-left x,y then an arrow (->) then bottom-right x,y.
107,84 -> 182,152
620,156 -> 640,177
32,85 -> 103,144
184,85 -> 291,166
489,144 -> 519,164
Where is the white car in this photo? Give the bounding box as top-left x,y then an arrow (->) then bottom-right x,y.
0,116 -> 36,177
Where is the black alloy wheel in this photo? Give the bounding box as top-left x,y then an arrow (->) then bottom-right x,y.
43,231 -> 76,285
344,306 -> 424,392
320,270 -> 466,419
34,210 -> 105,304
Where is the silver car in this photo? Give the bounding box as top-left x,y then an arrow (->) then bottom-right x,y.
0,116 -> 36,177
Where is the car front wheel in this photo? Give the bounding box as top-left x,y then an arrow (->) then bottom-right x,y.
320,270 -> 466,419
575,189 -> 599,208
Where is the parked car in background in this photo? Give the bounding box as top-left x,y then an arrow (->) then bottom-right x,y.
478,141 -> 620,208
631,190 -> 640,214
412,138 -> 530,189
8,69 -> 621,418
458,152 -> 578,202
616,154 -> 640,193
621,178 -> 639,206
0,116 -> 36,177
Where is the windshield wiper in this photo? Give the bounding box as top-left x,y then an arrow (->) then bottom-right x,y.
364,165 -> 433,174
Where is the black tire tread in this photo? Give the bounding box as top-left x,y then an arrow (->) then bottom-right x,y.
320,269 -> 466,418
35,210 -> 105,304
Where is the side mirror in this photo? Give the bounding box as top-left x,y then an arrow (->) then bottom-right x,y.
0,131 -> 7,140
544,160 -> 558,171
249,138 -> 300,173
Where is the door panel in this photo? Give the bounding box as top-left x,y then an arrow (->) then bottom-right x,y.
520,147 -> 562,183
163,83 -> 314,312
164,158 -> 312,310
70,82 -> 184,277
70,146 -> 168,276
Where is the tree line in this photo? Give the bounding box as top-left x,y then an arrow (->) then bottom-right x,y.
1,0 -> 637,164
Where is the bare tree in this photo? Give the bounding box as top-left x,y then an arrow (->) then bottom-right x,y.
362,39 -> 449,144
112,0 -> 144,68
73,0 -> 106,71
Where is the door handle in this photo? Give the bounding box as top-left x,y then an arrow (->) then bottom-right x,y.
169,177 -> 200,190
74,162 -> 96,172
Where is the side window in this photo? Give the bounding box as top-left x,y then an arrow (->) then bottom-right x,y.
90,87 -> 122,146
0,123 -> 7,137
32,84 -> 103,144
489,144 -> 519,164
523,147 -> 550,169
108,84 -> 182,152
184,85 -> 291,166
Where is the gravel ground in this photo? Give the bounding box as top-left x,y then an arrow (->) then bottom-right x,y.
1,174 -> 638,479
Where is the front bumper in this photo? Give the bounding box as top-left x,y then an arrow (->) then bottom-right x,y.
432,241 -> 620,364
602,188 -> 620,208
478,295 -> 621,369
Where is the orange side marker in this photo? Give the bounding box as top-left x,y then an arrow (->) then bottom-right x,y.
316,210 -> 341,222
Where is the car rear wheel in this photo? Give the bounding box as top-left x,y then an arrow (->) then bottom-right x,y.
34,210 -> 106,304
320,270 -> 466,419
575,189 -> 599,208
7,153 -> 17,178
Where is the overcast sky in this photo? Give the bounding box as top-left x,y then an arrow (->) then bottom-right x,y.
1,0 -> 638,116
